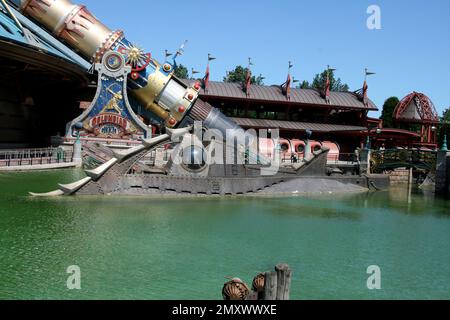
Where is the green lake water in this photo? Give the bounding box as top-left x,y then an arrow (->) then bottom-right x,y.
0,169 -> 449,300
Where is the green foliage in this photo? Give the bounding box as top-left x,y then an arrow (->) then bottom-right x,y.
380,97 -> 400,128
299,80 -> 310,89
438,107 -> 450,148
297,69 -> 349,92
223,66 -> 265,85
441,107 -> 450,123
174,64 -> 189,79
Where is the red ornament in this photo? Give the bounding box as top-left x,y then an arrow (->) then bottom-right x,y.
131,72 -> 139,80
178,106 -> 186,113
194,82 -> 201,90
187,94 -> 194,101
168,118 -> 177,126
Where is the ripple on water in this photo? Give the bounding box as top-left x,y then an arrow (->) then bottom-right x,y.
0,170 -> 450,299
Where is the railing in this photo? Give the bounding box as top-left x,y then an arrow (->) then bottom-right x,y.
64,137 -> 143,147
280,152 -> 358,165
327,153 -> 359,165
371,148 -> 437,172
0,147 -> 74,167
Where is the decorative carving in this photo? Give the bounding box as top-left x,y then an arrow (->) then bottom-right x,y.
222,278 -> 250,300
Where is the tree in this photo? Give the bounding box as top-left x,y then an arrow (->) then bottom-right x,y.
441,107 -> 450,123
299,80 -> 310,89
311,69 -> 349,92
296,69 -> 349,92
438,107 -> 450,147
380,97 -> 400,128
223,66 -> 265,85
174,64 -> 189,79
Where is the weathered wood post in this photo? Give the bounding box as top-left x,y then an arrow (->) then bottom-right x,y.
275,263 -> 292,300
223,263 -> 292,301
263,270 -> 278,300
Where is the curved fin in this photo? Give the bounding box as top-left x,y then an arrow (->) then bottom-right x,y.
85,158 -> 118,180
141,134 -> 170,148
58,177 -> 92,195
29,190 -> 65,197
166,125 -> 193,140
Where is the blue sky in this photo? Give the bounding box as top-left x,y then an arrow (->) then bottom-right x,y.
82,0 -> 450,117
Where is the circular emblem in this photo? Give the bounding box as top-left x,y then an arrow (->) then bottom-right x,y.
104,52 -> 124,72
163,63 -> 173,72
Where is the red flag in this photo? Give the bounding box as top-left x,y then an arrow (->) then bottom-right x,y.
286,74 -> 292,99
245,68 -> 252,97
363,80 -> 368,99
363,80 -> 369,106
325,75 -> 330,98
202,64 -> 210,92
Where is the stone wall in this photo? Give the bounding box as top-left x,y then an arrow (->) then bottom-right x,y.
435,151 -> 450,197
389,169 -> 411,185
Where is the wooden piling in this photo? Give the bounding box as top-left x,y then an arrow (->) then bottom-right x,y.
275,263 -> 292,300
263,271 -> 278,300
223,263 -> 292,301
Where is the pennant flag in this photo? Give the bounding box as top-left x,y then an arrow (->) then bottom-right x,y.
165,50 -> 173,58
208,53 -> 216,62
365,68 -> 376,77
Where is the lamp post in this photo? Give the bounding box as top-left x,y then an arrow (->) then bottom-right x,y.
441,123 -> 448,152
365,127 -> 381,150
73,122 -> 83,167
305,130 -> 313,161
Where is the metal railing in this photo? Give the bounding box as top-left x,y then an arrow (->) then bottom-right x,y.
327,153 -> 359,165
64,136 -> 143,147
371,148 -> 437,172
0,147 -> 74,167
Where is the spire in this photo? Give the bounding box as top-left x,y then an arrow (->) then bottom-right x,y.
191,68 -> 200,79
363,68 -> 375,106
244,57 -> 253,97
202,53 -> 216,93
355,68 -> 375,106
324,65 -> 335,104
172,40 -> 188,68
281,61 -> 294,100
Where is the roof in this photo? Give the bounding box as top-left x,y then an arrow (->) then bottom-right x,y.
375,128 -> 421,138
231,118 -> 367,133
182,80 -> 378,111
393,92 -> 439,124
